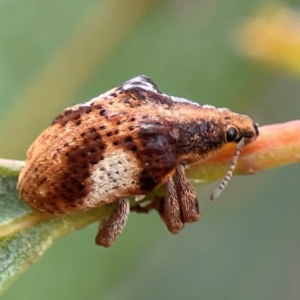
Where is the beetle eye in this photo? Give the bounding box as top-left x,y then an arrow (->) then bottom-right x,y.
253,123 -> 259,137
226,127 -> 239,142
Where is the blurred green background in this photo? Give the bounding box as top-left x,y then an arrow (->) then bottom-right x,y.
1,0 -> 300,299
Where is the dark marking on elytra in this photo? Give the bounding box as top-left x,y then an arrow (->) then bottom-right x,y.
139,176 -> 157,192
124,136 -> 133,144
53,103 -> 111,127
83,107 -> 92,114
59,126 -> 108,202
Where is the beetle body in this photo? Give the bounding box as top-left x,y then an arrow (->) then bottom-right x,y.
17,76 -> 258,246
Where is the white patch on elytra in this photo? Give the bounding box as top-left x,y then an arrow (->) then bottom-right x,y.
84,150 -> 140,208
122,75 -> 159,93
171,96 -> 196,105
203,104 -> 217,109
217,107 -> 231,112
64,88 -> 118,112
171,96 -> 218,111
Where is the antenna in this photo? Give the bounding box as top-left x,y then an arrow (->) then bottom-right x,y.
210,138 -> 245,200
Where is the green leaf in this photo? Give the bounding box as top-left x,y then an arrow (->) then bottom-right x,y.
0,160 -> 112,295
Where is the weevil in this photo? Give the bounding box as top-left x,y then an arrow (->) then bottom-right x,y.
17,76 -> 259,247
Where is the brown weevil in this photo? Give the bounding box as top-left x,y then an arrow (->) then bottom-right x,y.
17,76 -> 259,247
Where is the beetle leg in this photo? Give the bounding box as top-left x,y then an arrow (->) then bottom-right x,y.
175,164 -> 200,223
131,198 -> 162,213
162,176 -> 184,233
131,176 -> 184,234
132,165 -> 199,233
95,198 -> 130,247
